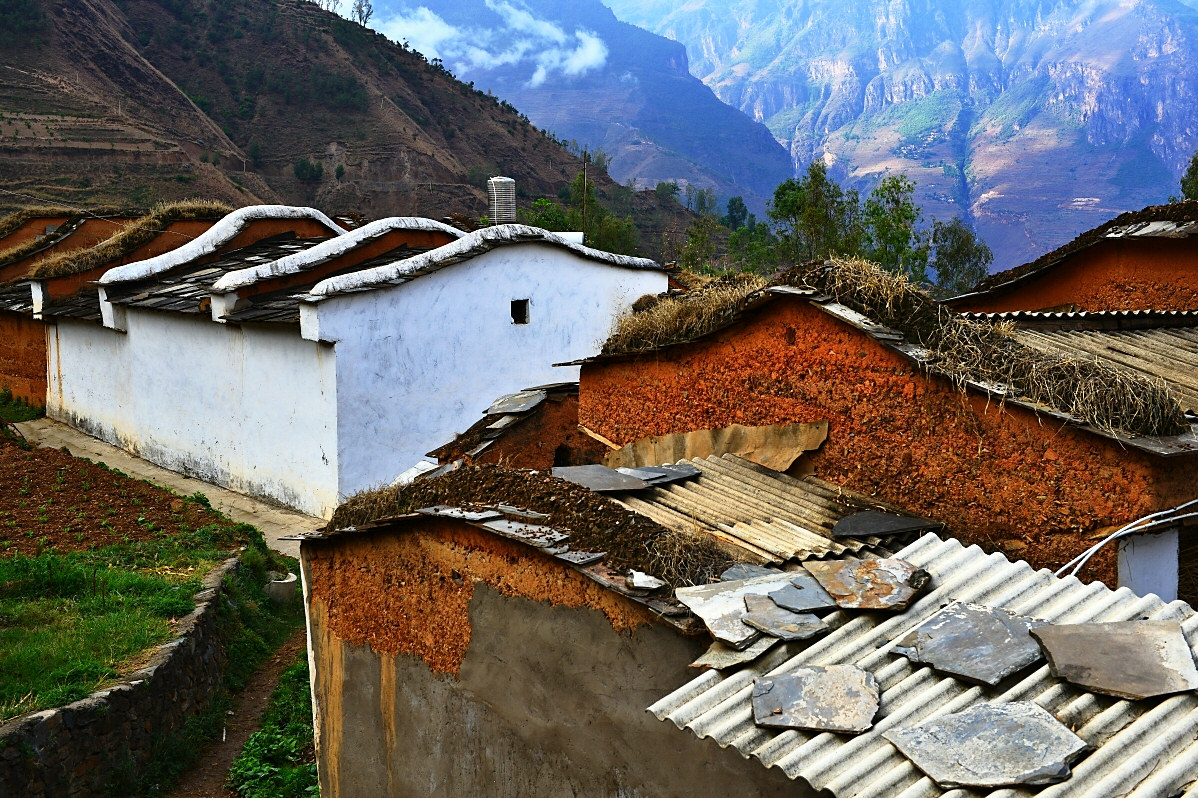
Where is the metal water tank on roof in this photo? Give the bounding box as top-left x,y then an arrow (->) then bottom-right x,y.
487,176 -> 517,224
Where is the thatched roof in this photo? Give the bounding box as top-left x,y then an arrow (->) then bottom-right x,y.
0,206 -> 131,270
599,259 -> 1190,438
328,463 -> 735,587
28,200 -> 232,280
0,206 -> 74,243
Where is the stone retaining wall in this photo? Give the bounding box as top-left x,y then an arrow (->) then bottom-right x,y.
0,557 -> 241,797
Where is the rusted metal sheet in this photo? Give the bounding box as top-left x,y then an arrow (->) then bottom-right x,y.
1031,620 -> 1198,699
832,510 -> 942,539
801,557 -> 930,611
550,464 -> 651,492
675,573 -> 797,649
892,601 -> 1045,686
752,665 -> 880,733
767,572 -> 837,613
883,702 -> 1088,788
742,595 -> 828,641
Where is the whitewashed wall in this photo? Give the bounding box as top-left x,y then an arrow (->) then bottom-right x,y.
47,314 -> 340,517
312,243 -> 666,499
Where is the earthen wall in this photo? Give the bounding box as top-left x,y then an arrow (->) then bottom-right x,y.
0,310 -> 46,404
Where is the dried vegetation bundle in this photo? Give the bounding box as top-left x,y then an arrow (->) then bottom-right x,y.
27,200 -> 232,280
603,272 -> 767,355
0,206 -> 73,244
328,463 -> 736,586
782,257 -> 1189,437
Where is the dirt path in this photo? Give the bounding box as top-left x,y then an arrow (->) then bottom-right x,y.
168,628 -> 308,798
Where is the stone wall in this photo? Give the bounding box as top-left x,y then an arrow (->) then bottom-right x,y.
0,558 -> 240,797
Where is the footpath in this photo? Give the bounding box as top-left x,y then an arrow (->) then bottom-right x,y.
13,418 -> 320,558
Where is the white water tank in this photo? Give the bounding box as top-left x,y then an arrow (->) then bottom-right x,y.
487,176 -> 517,223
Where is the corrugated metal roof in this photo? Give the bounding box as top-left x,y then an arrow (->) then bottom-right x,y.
1014,327 -> 1198,414
613,454 -> 906,564
649,532 -> 1198,798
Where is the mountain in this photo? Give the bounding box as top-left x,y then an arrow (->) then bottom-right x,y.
0,0 -> 694,259
370,0 -> 795,212
602,0 -> 1198,269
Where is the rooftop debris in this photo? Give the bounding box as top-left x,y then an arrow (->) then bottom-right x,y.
1031,620 -> 1198,699
604,420 -> 828,473
752,665 -> 881,734
801,557 -> 930,610
674,572 -> 799,649
27,201 -> 232,279
690,636 -> 780,670
328,463 -> 736,586
741,595 -> 828,641
832,510 -> 943,539
550,464 -> 654,492
766,573 -> 837,613
602,272 -> 767,354
892,602 -> 1045,686
883,702 -> 1088,788
720,563 -> 780,581
782,257 -> 1190,437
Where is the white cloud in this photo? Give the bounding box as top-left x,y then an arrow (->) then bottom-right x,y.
375,2 -> 607,86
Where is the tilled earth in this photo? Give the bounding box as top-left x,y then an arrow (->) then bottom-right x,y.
0,439 -> 232,557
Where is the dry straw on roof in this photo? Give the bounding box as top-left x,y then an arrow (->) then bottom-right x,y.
784,257 -> 1189,437
0,206 -> 75,243
27,200 -> 231,280
0,205 -> 132,270
603,272 -> 767,355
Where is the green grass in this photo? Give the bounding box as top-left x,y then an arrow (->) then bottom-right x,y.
0,518 -> 292,721
0,386 -> 44,423
227,653 -> 318,798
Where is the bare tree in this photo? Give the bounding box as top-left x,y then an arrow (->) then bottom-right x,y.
351,0 -> 373,25
315,0 -> 342,12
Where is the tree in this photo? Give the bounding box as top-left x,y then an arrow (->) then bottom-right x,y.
769,160 -> 863,264
1182,150 -> 1198,201
517,172 -> 638,255
929,218 -> 993,297
293,158 -> 323,181
518,198 -> 569,231
862,174 -> 928,282
681,216 -> 718,271
728,220 -> 777,274
655,181 -> 681,204
722,196 -> 748,230
351,0 -> 373,25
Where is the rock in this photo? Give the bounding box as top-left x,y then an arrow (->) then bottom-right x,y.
741,595 -> 829,641
801,557 -> 930,611
883,702 -> 1088,788
752,665 -> 880,733
1031,620 -> 1198,699
892,602 -> 1045,686
766,571 -> 837,613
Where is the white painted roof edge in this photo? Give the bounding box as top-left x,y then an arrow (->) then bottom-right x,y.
210,217 -> 464,293
98,205 -> 344,285
308,224 -> 662,297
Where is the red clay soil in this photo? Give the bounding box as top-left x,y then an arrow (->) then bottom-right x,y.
0,311 -> 47,405
307,522 -> 656,676
168,628 -> 309,798
577,297 -> 1198,587
0,438 -> 232,557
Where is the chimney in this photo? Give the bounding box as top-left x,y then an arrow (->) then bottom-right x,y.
487,176 -> 517,224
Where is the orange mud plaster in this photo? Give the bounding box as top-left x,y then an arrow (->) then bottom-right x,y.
305,519 -> 656,676
579,297 -> 1198,586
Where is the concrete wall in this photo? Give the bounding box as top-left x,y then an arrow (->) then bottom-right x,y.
314,244 -> 666,495
47,314 -> 339,517
301,524 -> 806,798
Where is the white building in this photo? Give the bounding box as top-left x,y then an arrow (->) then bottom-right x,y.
46,217 -> 665,518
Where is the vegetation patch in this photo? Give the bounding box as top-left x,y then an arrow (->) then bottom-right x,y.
0,387 -> 42,423
227,653 -> 317,798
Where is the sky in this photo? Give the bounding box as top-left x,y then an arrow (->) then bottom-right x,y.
369,0 -> 609,86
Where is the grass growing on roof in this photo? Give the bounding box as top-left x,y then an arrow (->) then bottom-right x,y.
602,272 -> 767,355
28,199 -> 232,279
0,205 -> 74,242
227,652 -> 318,798
781,257 -> 1189,437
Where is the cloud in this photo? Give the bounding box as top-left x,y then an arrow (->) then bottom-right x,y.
375,1 -> 607,86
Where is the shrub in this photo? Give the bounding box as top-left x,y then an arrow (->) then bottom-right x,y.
293,158 -> 323,182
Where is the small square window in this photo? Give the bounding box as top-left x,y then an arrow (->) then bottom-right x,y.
511,298 -> 530,325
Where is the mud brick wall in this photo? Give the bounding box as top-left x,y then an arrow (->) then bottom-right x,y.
0,558 -> 240,797
0,310 -> 46,405
579,297 -> 1198,585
